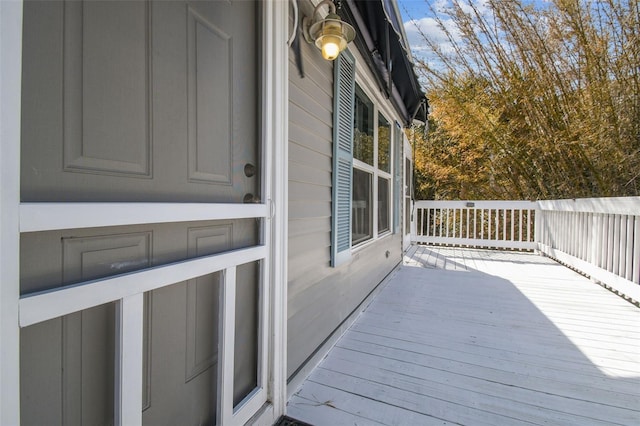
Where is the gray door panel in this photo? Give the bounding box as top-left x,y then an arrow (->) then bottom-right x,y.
21,0 -> 258,203
20,0 -> 260,424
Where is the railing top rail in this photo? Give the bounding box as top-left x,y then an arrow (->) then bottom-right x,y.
537,197 -> 640,216
414,200 -> 537,209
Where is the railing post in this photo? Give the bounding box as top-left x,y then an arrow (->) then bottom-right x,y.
534,202 -> 542,252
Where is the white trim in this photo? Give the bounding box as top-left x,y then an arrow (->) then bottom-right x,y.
232,389 -> 268,426
414,200 -> 538,210
261,0 -> 288,421
538,197 -> 640,215
352,82 -> 397,245
114,294 -> 144,426
0,1 -> 23,423
20,245 -> 267,327
20,202 -> 268,232
244,403 -> 276,426
217,266 -> 237,426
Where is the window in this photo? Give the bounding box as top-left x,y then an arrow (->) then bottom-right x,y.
352,87 -> 374,244
351,84 -> 393,246
378,114 -> 390,173
354,86 -> 374,166
377,114 -> 391,234
331,50 -> 397,266
352,168 -> 372,245
378,176 -> 389,233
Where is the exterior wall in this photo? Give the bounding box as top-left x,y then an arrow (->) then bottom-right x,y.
287,1 -> 405,379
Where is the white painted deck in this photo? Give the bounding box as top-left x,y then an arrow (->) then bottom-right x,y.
287,246 -> 640,425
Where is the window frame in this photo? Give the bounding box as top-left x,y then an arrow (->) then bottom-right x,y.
351,81 -> 394,249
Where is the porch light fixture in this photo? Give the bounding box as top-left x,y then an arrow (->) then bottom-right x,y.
302,0 -> 355,61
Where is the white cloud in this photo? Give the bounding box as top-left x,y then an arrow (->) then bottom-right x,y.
404,16 -> 461,56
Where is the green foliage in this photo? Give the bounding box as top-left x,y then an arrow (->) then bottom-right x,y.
410,0 -> 639,200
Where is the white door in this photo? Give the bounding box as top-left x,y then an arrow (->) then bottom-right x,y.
403,136 -> 413,251
16,1 -> 285,425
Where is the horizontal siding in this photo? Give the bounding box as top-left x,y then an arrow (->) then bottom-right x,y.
288,231 -> 330,260
288,162 -> 331,187
289,102 -> 332,143
289,216 -> 330,238
289,80 -> 332,125
288,200 -> 331,220
287,0 -> 403,381
289,181 -> 331,204
288,245 -> 332,289
289,122 -> 332,157
289,142 -> 332,173
288,50 -> 332,98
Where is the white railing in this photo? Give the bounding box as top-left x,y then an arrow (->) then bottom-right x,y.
413,200 -> 538,250
411,197 -> 640,302
537,197 -> 640,302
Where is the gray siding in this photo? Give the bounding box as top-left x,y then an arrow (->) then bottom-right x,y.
287,2 -> 403,379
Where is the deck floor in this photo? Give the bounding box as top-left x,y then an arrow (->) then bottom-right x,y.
287,246 -> 640,425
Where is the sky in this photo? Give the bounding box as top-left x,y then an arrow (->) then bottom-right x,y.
396,0 -> 550,65
396,0 -> 489,64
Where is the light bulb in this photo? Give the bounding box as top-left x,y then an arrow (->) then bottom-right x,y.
321,38 -> 341,60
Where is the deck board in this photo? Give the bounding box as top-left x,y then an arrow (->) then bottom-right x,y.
287,246 -> 640,425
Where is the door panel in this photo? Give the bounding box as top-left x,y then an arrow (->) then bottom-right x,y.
19,0 -> 261,424
20,303 -> 116,426
21,0 -> 258,203
63,0 -> 151,176
20,219 -> 258,425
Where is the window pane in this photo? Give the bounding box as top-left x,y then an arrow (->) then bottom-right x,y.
378,177 -> 390,233
352,168 -> 372,245
353,86 -> 374,165
378,114 -> 390,173
405,158 -> 412,234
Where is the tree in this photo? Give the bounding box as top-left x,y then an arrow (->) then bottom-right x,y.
406,0 -> 639,199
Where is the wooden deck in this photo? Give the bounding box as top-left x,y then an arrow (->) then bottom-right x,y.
287,246 -> 640,425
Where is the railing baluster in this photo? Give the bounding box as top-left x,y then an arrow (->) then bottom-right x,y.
518,209 -> 522,242
618,215 -> 627,278
510,209 -> 514,242
634,216 -> 640,285
452,208 -> 457,239
474,209 -> 478,240
625,215 -> 633,281
613,215 -> 621,275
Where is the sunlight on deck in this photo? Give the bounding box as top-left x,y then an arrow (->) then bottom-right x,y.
287,246 -> 640,425
406,246 -> 640,380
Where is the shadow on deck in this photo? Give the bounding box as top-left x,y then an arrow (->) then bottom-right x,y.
287,245 -> 640,425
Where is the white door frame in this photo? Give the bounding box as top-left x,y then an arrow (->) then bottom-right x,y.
1,1 -> 24,424
0,1 -> 288,424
